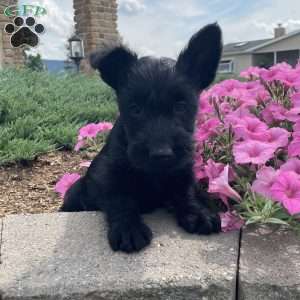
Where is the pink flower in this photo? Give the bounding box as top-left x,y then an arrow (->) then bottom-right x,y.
291,92 -> 300,107
275,70 -> 300,88
280,158 -> 300,176
293,120 -> 300,132
260,68 -> 280,82
79,123 -> 102,139
261,103 -> 287,124
74,140 -> 85,151
204,159 -> 225,181
252,166 -> 278,199
208,165 -> 241,202
233,116 -> 269,141
97,121 -> 113,132
55,173 -> 81,199
224,108 -> 252,127
233,141 -> 275,165
79,161 -> 92,168
265,127 -> 290,149
204,159 -> 235,182
75,122 -> 113,151
270,171 -> 300,215
194,118 -> 221,142
285,107 -> 300,122
199,92 -> 214,114
219,211 -> 244,232
78,122 -> 113,139
288,137 -> 300,157
193,152 -> 206,180
240,66 -> 263,79
228,89 -> 257,107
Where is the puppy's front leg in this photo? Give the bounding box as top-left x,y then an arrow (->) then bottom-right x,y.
105,195 -> 153,253
173,185 -> 221,235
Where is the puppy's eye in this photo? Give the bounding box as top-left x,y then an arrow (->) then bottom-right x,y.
174,102 -> 186,114
130,104 -> 143,117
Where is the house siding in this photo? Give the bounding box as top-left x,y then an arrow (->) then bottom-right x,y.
222,54 -> 252,75
254,34 -> 300,53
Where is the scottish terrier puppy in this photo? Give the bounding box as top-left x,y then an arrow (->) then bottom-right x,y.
60,23 -> 223,253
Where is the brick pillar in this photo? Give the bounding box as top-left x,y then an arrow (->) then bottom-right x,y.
73,0 -> 119,73
0,1 -> 24,68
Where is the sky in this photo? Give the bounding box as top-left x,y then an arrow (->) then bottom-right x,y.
18,0 -> 300,60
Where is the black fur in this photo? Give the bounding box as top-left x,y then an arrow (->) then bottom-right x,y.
60,23 -> 223,253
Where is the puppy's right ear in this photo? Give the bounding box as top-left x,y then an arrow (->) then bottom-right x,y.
90,44 -> 138,91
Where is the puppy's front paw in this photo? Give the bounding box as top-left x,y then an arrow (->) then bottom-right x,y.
178,209 -> 221,235
108,221 -> 153,253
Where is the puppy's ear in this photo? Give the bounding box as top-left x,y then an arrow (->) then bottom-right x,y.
176,23 -> 222,91
90,44 -> 138,91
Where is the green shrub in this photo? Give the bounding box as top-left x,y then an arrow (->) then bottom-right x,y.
0,68 -> 117,164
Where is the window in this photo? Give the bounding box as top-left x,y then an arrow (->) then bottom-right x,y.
218,60 -> 234,73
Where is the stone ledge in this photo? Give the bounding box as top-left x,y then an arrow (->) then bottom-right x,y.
0,212 -> 238,300
239,225 -> 300,300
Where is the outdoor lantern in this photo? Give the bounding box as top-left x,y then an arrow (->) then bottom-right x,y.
68,34 -> 84,72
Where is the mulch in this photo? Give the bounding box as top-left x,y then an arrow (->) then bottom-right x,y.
0,151 -> 94,218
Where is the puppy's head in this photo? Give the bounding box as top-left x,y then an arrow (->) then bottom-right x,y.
91,24 -> 222,173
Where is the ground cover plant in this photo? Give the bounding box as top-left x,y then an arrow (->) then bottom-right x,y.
57,62 -> 300,232
0,68 -> 117,165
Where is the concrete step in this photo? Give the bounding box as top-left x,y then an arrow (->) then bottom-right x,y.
239,225 -> 300,300
0,212 -> 239,299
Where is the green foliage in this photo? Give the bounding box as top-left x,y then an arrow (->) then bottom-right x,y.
237,188 -> 300,231
25,53 -> 45,72
0,68 -> 117,164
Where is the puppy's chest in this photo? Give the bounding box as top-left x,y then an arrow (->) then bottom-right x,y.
135,175 -> 174,213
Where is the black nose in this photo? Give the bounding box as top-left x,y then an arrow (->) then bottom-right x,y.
150,147 -> 174,160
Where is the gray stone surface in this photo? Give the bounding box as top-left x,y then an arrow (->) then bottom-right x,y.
239,225 -> 300,300
0,212 -> 239,299
0,218 -> 3,264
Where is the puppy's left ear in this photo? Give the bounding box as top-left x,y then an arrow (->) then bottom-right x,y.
176,23 -> 222,91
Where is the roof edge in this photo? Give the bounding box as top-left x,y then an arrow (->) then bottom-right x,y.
245,29 -> 300,53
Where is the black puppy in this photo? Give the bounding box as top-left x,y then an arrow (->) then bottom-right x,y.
60,23 -> 223,253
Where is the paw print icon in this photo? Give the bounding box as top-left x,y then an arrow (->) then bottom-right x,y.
4,16 -> 45,48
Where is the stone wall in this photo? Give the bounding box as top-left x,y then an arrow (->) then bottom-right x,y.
0,1 -> 24,67
0,0 -> 118,71
73,0 -> 119,73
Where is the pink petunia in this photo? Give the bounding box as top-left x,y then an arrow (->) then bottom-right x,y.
193,152 -> 206,180
194,118 -> 221,142
240,66 -> 263,79
208,165 -> 241,202
78,122 -> 113,139
224,107 -> 253,127
219,211 -> 244,232
270,171 -> 300,215
233,116 -> 269,141
252,166 -> 278,199
288,137 -> 300,157
285,107 -> 300,122
55,173 -> 81,199
79,123 -> 103,139
265,127 -> 290,149
233,141 -> 275,165
74,140 -> 85,151
97,121 -> 113,132
204,159 -> 225,181
291,92 -> 300,107
261,103 -> 287,124
293,120 -> 300,132
79,161 -> 92,168
280,158 -> 300,176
